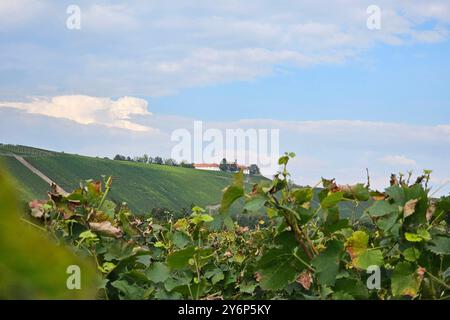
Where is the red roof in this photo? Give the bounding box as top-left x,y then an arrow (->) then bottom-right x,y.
194,163 -> 220,168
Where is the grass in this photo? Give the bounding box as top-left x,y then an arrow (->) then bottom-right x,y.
0,144 -> 266,214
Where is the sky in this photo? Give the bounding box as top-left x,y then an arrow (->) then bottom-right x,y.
1,0 -> 450,194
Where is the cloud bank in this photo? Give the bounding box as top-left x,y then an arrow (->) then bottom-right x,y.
0,95 -> 152,132
1,105 -> 450,195
1,0 -> 450,97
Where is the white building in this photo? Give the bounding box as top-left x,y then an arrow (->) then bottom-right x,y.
193,163 -> 249,174
193,163 -> 221,171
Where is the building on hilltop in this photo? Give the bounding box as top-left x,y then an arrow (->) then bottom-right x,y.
194,162 -> 250,174
193,163 -> 221,171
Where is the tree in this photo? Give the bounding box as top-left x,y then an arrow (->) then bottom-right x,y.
164,158 -> 177,166
219,158 -> 228,172
249,164 -> 260,175
113,154 -> 126,161
180,161 -> 194,168
229,160 -> 239,172
154,156 -> 163,165
142,154 -> 149,164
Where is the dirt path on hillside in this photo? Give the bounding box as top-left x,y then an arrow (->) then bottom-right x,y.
13,154 -> 69,196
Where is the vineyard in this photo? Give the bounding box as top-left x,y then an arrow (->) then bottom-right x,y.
2,153 -> 448,300
0,144 -> 266,214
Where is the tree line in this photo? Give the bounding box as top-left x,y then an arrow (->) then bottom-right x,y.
113,154 -> 194,168
113,154 -> 261,175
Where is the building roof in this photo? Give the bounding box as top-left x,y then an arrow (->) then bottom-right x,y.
194,163 -> 220,168
193,163 -> 249,170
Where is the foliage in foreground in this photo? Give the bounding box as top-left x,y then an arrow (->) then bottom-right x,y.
0,168 -> 98,299
23,154 -> 450,299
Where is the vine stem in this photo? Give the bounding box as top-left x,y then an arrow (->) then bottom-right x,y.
20,217 -> 47,232
97,176 -> 112,210
427,271 -> 450,290
293,250 -> 315,272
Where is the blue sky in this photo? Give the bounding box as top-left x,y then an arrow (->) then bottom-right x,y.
153,42 -> 450,123
1,0 -> 450,194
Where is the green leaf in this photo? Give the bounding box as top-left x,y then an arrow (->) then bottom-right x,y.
405,229 -> 431,242
334,278 -> 369,299
405,233 -> 423,242
278,155 -> 290,165
146,262 -> 170,283
292,188 -> 313,205
211,271 -> 225,284
111,280 -> 146,300
99,199 -> 116,218
367,201 -> 398,217
426,235 -> 450,255
190,213 -> 214,224
345,231 -> 369,258
167,246 -> 196,270
355,249 -> 384,269
320,191 -> 345,209
244,197 -> 266,212
239,282 -> 257,294
257,232 -> 307,290
386,185 -> 405,205
220,171 -> 244,214
402,247 -> 421,262
172,232 -> 190,249
311,240 -> 344,286
342,184 -> 370,201
375,211 -> 399,232
391,262 -> 421,297
323,207 -> 349,233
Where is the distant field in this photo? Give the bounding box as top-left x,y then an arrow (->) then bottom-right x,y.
0,144 -> 266,214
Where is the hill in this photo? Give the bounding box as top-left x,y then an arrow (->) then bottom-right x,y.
0,144 -> 266,214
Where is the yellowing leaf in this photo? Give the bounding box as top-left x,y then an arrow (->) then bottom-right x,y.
404,199 -> 419,218
89,221 -> 123,238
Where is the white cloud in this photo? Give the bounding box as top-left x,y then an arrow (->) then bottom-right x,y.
0,95 -> 153,132
1,0 -> 450,97
379,155 -> 417,167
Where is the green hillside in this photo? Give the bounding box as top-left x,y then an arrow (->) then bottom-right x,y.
0,156 -> 50,202
0,144 -> 265,214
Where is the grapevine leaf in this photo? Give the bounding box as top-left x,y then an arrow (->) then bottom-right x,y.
244,197 -> 266,212
405,229 -> 431,243
146,262 -> 170,283
404,199 -> 419,218
385,185 -> 405,205
172,232 -> 190,249
221,186 -> 243,214
425,235 -> 450,255
355,249 -> 384,269
167,246 -> 196,270
311,240 -> 344,286
375,211 -> 399,232
257,232 -> 307,290
320,191 -> 345,209
345,231 -> 368,260
367,201 -> 398,217
292,188 -> 313,205
111,280 -> 146,300
402,247 -> 421,262
334,278 -> 368,299
391,262 -> 421,298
